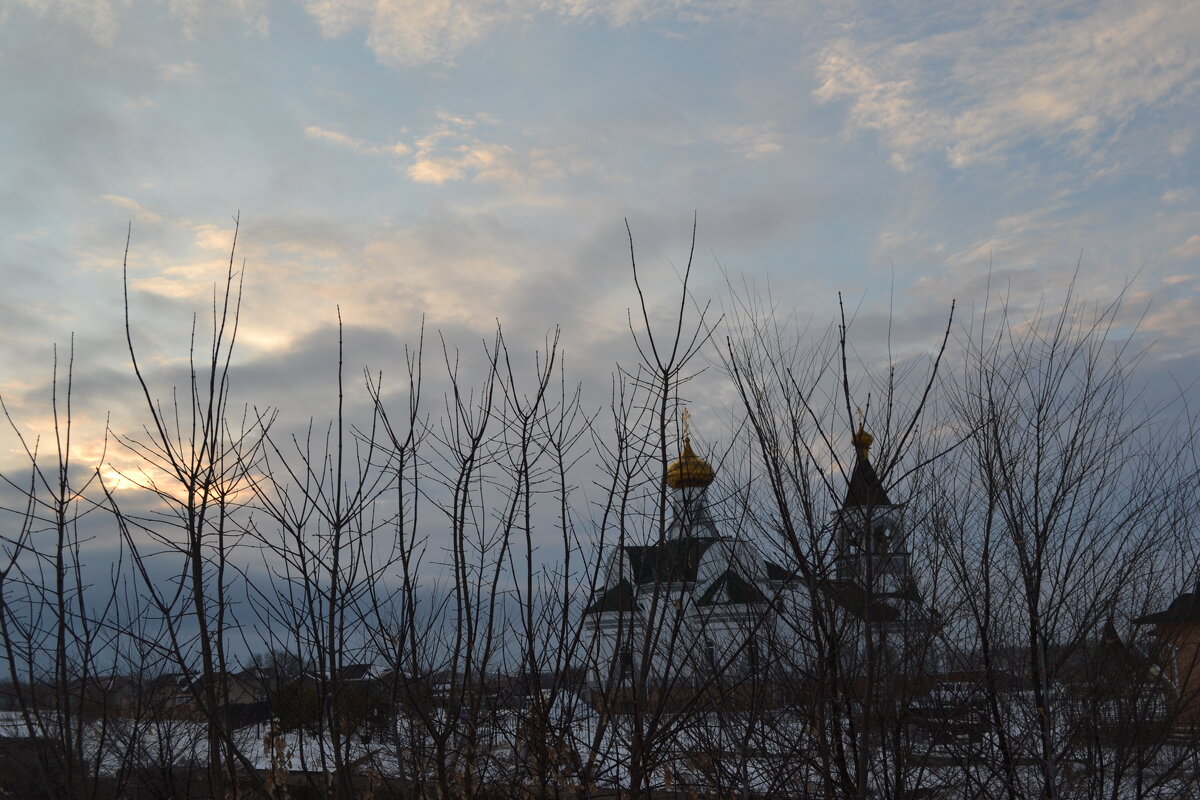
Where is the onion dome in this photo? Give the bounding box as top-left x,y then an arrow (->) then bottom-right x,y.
665,437 -> 715,489
852,424 -> 874,461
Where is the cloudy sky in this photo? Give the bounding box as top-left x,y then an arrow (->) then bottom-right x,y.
2,0 -> 1199,478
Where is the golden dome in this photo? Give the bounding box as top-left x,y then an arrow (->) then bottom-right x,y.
852,424 -> 874,461
666,437 -> 715,489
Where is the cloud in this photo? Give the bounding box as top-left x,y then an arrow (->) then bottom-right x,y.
12,0 -> 123,45
1170,234 -> 1200,259
130,256 -> 235,299
405,114 -> 523,185
408,143 -> 517,184
555,0 -> 745,26
874,229 -> 946,268
711,123 -> 782,159
407,158 -> 464,184
165,0 -> 270,37
192,223 -> 235,251
99,194 -> 162,224
304,115 -> 556,186
300,0 -> 516,67
814,0 -> 1200,171
299,0 -> 750,66
941,205 -> 1085,280
1162,188 -> 1194,205
304,125 -> 411,156
13,0 -> 270,45
159,61 -> 200,81
1169,130 -> 1193,157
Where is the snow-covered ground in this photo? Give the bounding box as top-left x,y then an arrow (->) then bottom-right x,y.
3,700 -> 1198,798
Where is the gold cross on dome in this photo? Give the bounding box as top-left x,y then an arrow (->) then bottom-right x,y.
681,407 -> 691,439
856,406 -> 864,428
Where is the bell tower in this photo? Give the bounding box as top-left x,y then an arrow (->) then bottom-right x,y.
834,420 -> 908,598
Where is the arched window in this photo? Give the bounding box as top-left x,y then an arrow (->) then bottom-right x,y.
618,642 -> 634,676
873,524 -> 889,553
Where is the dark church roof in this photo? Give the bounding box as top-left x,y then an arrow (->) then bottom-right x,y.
824,578 -> 926,623
583,580 -> 636,615
766,561 -> 801,583
1135,587 -> 1200,625
842,456 -> 893,508
697,570 -> 769,607
824,580 -> 902,623
622,538 -> 719,585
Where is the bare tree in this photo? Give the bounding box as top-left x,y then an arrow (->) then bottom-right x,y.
934,285 -> 1200,799
0,339 -> 133,800
109,220 -> 271,798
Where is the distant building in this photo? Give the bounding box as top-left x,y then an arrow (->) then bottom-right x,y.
1136,584 -> 1200,731
581,417 -> 937,708
824,424 -> 938,666
581,427 -> 778,705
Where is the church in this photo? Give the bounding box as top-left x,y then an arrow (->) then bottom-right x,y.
581,416 -> 935,704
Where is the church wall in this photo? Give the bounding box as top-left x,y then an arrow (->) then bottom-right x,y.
694,607 -> 770,680
582,609 -> 641,690
639,585 -> 704,684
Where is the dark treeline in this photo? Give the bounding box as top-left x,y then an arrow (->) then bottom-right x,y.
1,229 -> 1199,800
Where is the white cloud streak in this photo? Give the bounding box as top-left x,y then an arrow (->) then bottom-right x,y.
711,123 -> 782,159
99,194 -> 162,224
299,0 -> 751,66
13,0 -> 270,43
305,125 -> 411,156
303,116 -> 526,184
814,0 -> 1200,170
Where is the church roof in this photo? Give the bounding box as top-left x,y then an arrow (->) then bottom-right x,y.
766,561 -> 801,583
583,580 -> 636,615
623,538 -> 719,585
840,423 -> 894,509
697,570 -> 769,607
1135,587 -> 1200,625
824,578 -> 926,623
842,456 -> 893,509
825,580 -> 902,623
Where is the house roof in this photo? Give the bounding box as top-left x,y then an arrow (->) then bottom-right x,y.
1058,618 -> 1159,691
1135,588 -> 1200,625
338,663 -> 377,681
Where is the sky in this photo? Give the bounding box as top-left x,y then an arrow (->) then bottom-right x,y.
2,0 -> 1200,490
